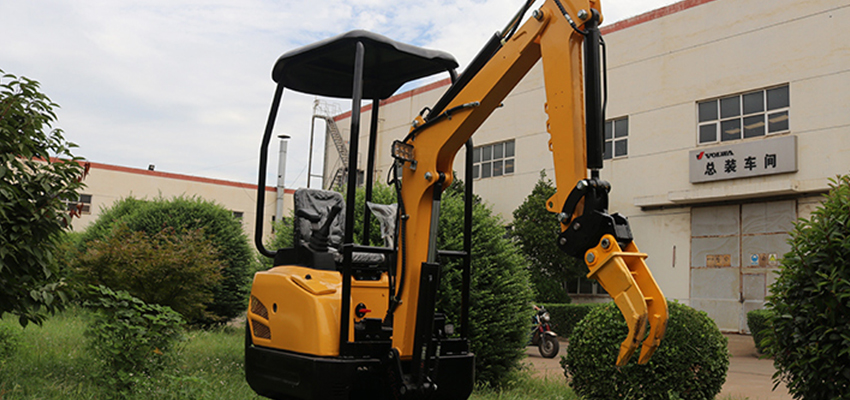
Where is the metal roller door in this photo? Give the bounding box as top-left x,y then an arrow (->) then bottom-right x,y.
689,200 -> 795,332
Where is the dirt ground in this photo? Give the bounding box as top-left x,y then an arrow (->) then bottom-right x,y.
522,334 -> 792,399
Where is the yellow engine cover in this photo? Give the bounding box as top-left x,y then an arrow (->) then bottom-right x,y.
248,265 -> 389,357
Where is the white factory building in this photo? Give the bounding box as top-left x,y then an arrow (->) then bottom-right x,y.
321,0 -> 850,332
65,161 -> 288,243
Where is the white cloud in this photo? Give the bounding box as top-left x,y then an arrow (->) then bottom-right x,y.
0,0 -> 680,188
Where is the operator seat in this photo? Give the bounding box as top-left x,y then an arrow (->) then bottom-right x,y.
292,188 -> 386,270
293,188 -> 346,252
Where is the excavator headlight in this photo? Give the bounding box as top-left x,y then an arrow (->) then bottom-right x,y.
542,312 -> 550,322
392,140 -> 415,162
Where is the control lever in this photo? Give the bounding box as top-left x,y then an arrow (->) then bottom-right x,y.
297,206 -> 342,252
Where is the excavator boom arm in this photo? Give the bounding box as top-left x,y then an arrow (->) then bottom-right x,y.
394,0 -> 667,366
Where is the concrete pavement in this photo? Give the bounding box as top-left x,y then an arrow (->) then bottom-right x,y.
523,334 -> 792,399
720,334 -> 791,400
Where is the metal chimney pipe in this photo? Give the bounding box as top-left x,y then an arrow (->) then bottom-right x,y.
276,134 -> 290,223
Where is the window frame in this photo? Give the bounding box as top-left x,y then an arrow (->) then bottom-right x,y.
566,276 -> 609,297
603,116 -> 628,160
65,194 -> 92,215
471,139 -> 515,180
697,84 -> 790,145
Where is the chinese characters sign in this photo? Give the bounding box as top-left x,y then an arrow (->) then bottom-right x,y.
689,135 -> 797,183
706,254 -> 732,268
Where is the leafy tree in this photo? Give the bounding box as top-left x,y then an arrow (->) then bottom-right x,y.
511,171 -> 582,303
80,196 -> 256,325
766,175 -> 850,399
1,70 -> 86,326
75,224 -> 224,321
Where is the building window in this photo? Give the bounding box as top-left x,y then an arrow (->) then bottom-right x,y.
698,85 -> 789,144
471,140 -> 515,180
232,211 -> 244,220
566,276 -> 608,296
65,194 -> 92,215
604,117 -> 628,160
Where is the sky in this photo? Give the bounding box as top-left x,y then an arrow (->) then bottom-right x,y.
1,0 -> 679,189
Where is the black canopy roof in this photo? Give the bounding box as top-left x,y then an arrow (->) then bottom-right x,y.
272,30 -> 458,100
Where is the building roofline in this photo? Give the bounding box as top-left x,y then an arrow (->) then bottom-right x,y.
86,161 -> 283,193
600,0 -> 718,34
332,0 -> 718,121
332,78 -> 453,122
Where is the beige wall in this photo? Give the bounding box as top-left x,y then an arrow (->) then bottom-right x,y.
327,0 -> 849,304
72,162 -> 290,247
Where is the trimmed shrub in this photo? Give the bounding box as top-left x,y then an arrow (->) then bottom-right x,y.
80,196 -> 256,324
541,302 -> 603,338
79,197 -> 148,244
75,224 -> 224,322
84,285 -> 184,395
746,309 -> 773,354
766,175 -> 850,399
563,301 -> 729,400
436,179 -> 533,387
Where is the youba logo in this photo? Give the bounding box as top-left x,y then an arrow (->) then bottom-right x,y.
696,150 -> 734,160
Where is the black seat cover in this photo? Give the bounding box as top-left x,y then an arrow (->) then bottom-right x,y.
293,189 -> 346,250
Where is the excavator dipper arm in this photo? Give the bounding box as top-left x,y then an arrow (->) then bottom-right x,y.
395,0 -> 667,366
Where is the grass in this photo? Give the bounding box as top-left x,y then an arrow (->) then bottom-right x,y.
0,308 -> 261,399
0,309 -> 101,399
1,309 -> 738,400
471,374 -> 576,400
1,308 -> 575,400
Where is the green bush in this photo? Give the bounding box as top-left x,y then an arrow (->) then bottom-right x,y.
746,309 -> 773,354
79,196 -> 148,243
80,196 -> 256,324
84,285 -> 185,395
766,175 -> 850,399
563,301 -> 729,400
436,179 -> 533,387
75,225 -> 224,322
541,302 -> 602,338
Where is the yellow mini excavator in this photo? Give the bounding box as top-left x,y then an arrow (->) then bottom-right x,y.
245,0 -> 668,399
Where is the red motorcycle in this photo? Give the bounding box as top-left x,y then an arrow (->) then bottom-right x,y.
531,306 -> 559,358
